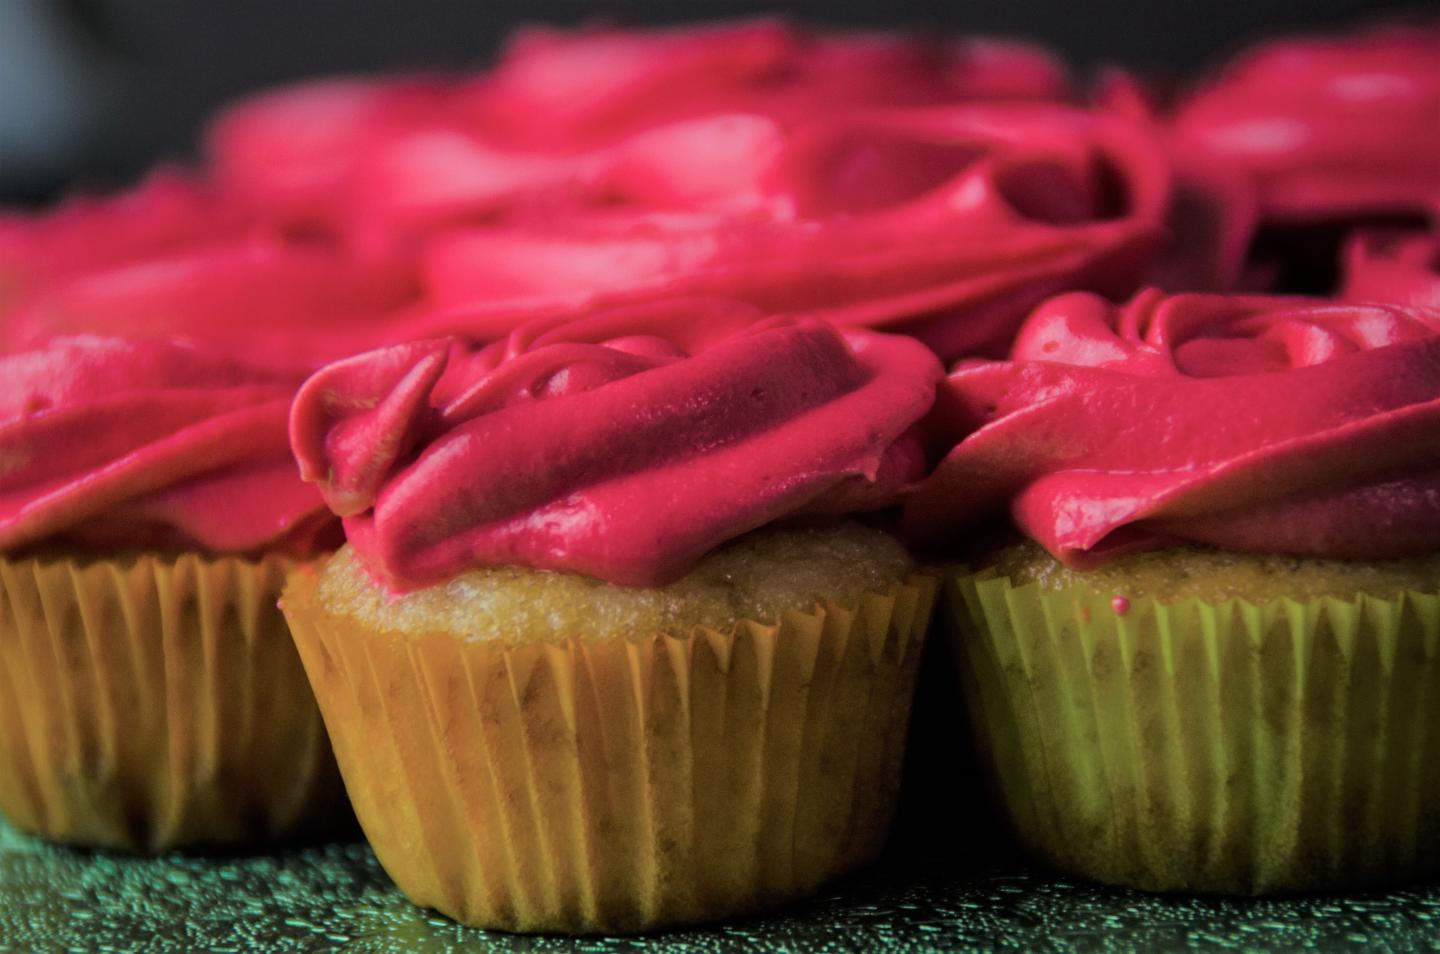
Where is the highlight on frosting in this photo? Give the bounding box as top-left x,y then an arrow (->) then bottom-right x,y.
904,288 -> 1440,565
1170,21 -> 1440,223
290,303 -> 942,589
1342,229 -> 1440,308
416,103 -> 1171,361
0,336 -> 333,555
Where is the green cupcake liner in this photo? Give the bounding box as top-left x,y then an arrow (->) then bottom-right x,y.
949,566 -> 1440,894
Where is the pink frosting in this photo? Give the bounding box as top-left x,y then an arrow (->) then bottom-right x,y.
207,75 -> 460,234
904,289 -> 1440,565
0,170 -> 248,307
1342,229 -> 1440,308
469,19 -> 1069,145
414,103 -> 1170,362
1094,70 -> 1259,293
290,305 -> 942,589
1171,22 -> 1440,222
0,336 -> 333,555
205,22 -> 1069,246
3,235 -> 420,373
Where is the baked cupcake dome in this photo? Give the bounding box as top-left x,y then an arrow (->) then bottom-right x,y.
283,309 -> 942,931
907,289 -> 1440,894
0,337 -> 346,851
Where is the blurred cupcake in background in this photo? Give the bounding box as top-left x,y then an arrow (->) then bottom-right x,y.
0,336 -> 346,852
206,19 -> 1071,242
1170,21 -> 1440,291
0,171 -> 423,371
200,21 -> 1165,365
1091,68 -> 1259,295
906,288 -> 1440,893
0,170 -> 243,313
409,101 -> 1172,362
281,302 -> 942,932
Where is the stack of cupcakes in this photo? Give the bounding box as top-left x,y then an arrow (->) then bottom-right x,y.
2,12 -> 1439,934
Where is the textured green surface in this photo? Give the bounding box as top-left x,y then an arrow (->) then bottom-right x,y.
2,817 -> 1440,953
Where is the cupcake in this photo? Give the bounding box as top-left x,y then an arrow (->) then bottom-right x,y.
0,199 -> 420,372
904,288 -> 1440,893
281,307 -> 942,932
414,101 -> 1171,362
1171,22 -> 1440,226
1169,21 -> 1440,291
206,20 -> 1070,242
195,22 -> 1153,366
0,336 -> 345,851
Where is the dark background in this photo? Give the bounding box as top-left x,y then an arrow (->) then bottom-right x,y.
0,0 -> 1430,204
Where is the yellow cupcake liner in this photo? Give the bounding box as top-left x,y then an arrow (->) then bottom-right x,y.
283,568 -> 935,934
0,552 -> 347,852
949,566 -> 1440,894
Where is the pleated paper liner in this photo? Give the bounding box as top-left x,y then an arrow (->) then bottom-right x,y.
948,566 -> 1440,895
0,551 -> 349,852
282,568 -> 935,934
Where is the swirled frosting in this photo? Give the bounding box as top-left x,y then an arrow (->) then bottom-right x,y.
206,21 -> 1068,243
291,305 -> 942,589
0,165 -> 422,371
1170,22 -> 1440,222
0,170 -> 247,311
0,336 -> 333,555
416,103 -> 1170,362
1342,230 -> 1440,308
4,234 -> 421,373
904,289 -> 1440,565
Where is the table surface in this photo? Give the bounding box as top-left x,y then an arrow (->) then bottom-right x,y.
3,815 -> 1439,954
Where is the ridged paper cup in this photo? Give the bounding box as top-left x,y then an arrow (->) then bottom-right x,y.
0,551 -> 347,852
283,567 -> 935,934
949,566 -> 1440,894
